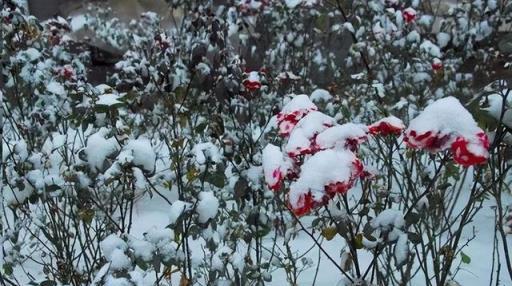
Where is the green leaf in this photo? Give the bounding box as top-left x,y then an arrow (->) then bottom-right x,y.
234,178 -> 248,200
256,225 -> 271,238
461,252 -> 471,264
354,233 -> 364,249
3,263 -> 13,276
40,280 -> 57,286
498,33 -> 512,54
206,166 -> 225,188
135,257 -> 149,270
404,212 -> 420,226
321,227 -> 337,241
311,218 -> 322,228
152,256 -> 161,273
407,232 -> 422,244
186,167 -> 199,182
45,184 -> 61,192
78,208 -> 95,225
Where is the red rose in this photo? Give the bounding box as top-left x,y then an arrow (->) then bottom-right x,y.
403,8 -> 416,23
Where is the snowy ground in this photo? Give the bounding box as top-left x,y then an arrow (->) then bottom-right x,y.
122,188 -> 512,285
5,171 -> 511,285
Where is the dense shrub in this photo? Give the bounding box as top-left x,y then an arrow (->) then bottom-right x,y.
1,0 -> 512,285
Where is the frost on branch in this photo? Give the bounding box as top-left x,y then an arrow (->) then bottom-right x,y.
404,96 -> 489,166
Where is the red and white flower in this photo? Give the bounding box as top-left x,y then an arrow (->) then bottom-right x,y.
243,71 -> 262,91
368,116 -> 405,136
285,111 -> 335,157
262,144 -> 285,191
57,65 -> 76,80
432,58 -> 443,71
451,132 -> 489,167
315,123 -> 369,152
287,191 -> 328,216
404,96 -> 490,166
277,94 -> 318,137
287,149 -> 363,216
403,7 -> 416,23
404,130 -> 453,152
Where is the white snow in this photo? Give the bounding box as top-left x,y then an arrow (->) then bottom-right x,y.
128,236 -> 155,261
119,138 -> 156,173
246,71 -> 260,82
104,276 -> 131,286
310,89 -> 332,102
70,14 -> 87,31
406,30 -> 420,42
100,234 -> 128,261
196,191 -> 219,223
394,233 -> 409,266
169,200 -> 191,225
19,48 -> 41,61
371,209 -> 405,230
280,94 -> 317,115
47,81 -> 66,96
482,90 -> 512,128
262,144 -> 284,190
315,123 -> 369,150
437,32 -> 451,48
85,128 -> 120,171
192,142 -> 222,164
108,248 -> 132,271
285,0 -> 302,8
371,209 -> 405,241
96,93 -> 124,106
419,40 -> 442,58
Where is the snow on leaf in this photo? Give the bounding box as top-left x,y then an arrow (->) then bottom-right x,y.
395,233 -> 409,266
482,90 -> 512,128
96,93 -> 124,107
84,128 -> 120,172
196,191 -> 219,223
119,138 -> 156,173
310,89 -> 332,102
419,40 -> 442,58
192,142 -> 221,165
169,201 -> 192,225
47,81 -> 66,96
